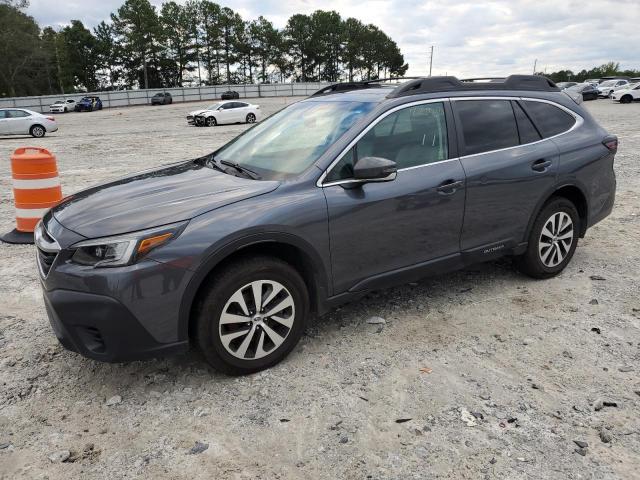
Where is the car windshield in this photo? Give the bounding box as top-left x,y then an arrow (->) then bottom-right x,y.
53,101 -> 63,104
599,80 -> 617,87
214,100 -> 376,180
206,103 -> 223,110
567,84 -> 587,91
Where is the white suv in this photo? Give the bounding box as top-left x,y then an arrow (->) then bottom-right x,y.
597,79 -> 629,97
611,82 -> 640,104
49,99 -> 76,113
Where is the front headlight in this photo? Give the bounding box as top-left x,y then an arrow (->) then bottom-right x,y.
70,221 -> 187,267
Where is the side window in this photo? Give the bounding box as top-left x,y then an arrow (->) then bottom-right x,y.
236,102 -> 248,108
324,102 -> 449,182
0,110 -> 7,119
455,100 -> 519,155
522,101 -> 576,138
512,101 -> 542,144
8,110 -> 30,118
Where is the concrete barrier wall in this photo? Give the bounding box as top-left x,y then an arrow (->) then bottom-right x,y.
0,83 -> 331,113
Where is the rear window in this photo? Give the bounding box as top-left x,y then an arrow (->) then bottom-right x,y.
455,100 -> 519,156
522,101 -> 576,138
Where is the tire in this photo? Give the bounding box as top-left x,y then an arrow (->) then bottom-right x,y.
246,113 -> 256,124
30,124 -> 46,138
205,116 -> 216,127
195,256 -> 309,375
620,95 -> 633,104
515,197 -> 580,279
64,107 -> 68,113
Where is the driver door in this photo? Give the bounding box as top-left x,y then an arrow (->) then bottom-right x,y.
321,100 -> 466,294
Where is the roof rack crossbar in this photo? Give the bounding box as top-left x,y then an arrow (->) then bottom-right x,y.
310,77 -> 424,96
387,74 -> 559,98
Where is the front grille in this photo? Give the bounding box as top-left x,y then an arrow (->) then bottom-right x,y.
35,223 -> 61,278
37,248 -> 57,277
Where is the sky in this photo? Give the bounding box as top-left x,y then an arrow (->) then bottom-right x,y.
25,0 -> 640,78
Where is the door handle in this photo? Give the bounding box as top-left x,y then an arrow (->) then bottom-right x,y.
531,159 -> 552,172
436,179 -> 463,194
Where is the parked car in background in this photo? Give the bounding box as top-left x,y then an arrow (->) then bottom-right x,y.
151,92 -> 172,105
611,82 -> 640,103
193,101 -> 261,126
566,83 -> 599,101
35,75 -> 617,374
585,78 -> 600,86
74,96 -> 103,112
556,82 -> 578,90
221,90 -> 240,100
0,108 -> 57,137
597,79 -> 629,97
186,103 -> 222,125
49,99 -> 76,113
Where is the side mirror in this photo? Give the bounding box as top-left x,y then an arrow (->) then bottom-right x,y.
353,156 -> 397,182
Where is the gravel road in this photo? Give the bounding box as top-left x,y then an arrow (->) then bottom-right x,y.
0,98 -> 639,479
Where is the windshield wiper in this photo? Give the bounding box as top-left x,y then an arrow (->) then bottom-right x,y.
219,159 -> 261,180
203,155 -> 226,173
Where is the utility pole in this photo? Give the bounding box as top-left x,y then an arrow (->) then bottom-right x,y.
429,46 -> 434,77
533,59 -> 537,75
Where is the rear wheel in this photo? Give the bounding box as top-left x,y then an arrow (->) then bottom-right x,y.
620,95 -> 633,104
205,116 -> 217,127
246,113 -> 256,123
515,197 -> 579,279
30,125 -> 45,138
195,256 -> 309,375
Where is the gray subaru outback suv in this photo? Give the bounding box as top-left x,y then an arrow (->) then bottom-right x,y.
36,75 -> 617,374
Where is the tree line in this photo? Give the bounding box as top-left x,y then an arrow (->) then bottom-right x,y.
541,62 -> 640,83
0,0 -> 408,97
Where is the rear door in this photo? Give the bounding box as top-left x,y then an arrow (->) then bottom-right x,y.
452,98 -> 561,257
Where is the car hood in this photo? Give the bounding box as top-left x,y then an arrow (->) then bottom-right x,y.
189,109 -> 212,116
51,161 -> 280,238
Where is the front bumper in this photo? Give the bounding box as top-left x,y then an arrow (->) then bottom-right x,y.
37,215 -> 192,363
44,289 -> 188,362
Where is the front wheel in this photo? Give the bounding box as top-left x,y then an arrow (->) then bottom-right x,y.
246,113 -> 256,123
620,95 -> 633,104
515,197 -> 579,279
195,257 -> 309,375
205,116 -> 216,127
30,125 -> 45,138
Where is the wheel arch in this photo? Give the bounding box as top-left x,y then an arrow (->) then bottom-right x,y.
180,233 -> 330,342
525,183 -> 589,241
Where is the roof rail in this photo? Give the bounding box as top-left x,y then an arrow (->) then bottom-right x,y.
310,77 -> 422,97
311,82 -> 383,97
387,74 -> 559,98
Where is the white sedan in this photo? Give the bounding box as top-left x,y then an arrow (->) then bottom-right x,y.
611,82 -> 640,104
0,108 -> 58,137
49,99 -> 76,113
188,101 -> 261,127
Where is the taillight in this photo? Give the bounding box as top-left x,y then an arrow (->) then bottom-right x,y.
46,116 -> 55,121
602,135 -> 618,151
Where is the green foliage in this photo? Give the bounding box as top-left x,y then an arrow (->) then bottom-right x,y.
0,0 -> 410,96
542,62 -> 639,83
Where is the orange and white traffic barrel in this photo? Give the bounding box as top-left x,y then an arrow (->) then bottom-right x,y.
1,147 -> 62,244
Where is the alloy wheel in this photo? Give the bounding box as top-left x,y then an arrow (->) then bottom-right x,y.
32,126 -> 44,137
538,212 -> 574,267
218,280 -> 295,360
247,114 -> 256,123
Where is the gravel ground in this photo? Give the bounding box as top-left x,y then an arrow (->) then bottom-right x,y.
0,98 -> 639,480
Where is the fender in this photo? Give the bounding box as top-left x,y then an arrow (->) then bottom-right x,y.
177,231 -> 331,340
523,181 -> 590,243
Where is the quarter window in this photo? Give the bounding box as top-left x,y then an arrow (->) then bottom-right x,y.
522,101 -> 575,138
455,100 -> 519,156
512,101 -> 542,144
325,102 -> 449,182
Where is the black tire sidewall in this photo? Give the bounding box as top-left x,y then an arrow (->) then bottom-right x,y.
197,258 -> 309,374
522,198 -> 580,277
31,125 -> 45,138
